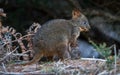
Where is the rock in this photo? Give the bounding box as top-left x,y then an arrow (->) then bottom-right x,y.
90,17 -> 120,43
78,40 -> 102,58
71,39 -> 102,58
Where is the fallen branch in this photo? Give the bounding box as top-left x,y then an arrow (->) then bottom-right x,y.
12,50 -> 32,56
81,58 -> 106,62
0,46 -> 19,62
0,71 -> 55,75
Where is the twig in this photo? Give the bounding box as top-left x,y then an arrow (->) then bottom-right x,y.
0,46 -> 19,62
0,43 -> 6,49
0,8 -> 6,38
12,50 -> 32,56
114,44 -> 117,75
0,70 -> 54,75
29,22 -> 41,33
19,34 -> 34,40
0,34 -> 34,48
81,58 -> 106,62
11,34 -> 34,43
12,54 -> 28,57
1,63 -> 7,72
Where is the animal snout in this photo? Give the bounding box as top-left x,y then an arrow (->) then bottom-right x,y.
80,27 -> 89,32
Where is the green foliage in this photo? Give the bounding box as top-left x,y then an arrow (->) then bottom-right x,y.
89,40 -> 111,58
89,40 -> 114,69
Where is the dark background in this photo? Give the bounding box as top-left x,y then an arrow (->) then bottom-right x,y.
0,0 -> 120,51
0,0 -> 119,33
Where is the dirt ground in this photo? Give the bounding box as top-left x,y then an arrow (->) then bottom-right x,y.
0,58 -> 120,75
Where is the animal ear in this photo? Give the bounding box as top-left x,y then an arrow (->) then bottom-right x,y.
72,8 -> 81,19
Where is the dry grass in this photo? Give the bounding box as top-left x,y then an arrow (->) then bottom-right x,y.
0,58 -> 120,75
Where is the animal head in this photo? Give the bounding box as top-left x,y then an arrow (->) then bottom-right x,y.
72,8 -> 90,31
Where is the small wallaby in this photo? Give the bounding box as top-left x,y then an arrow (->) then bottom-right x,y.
17,9 -> 90,66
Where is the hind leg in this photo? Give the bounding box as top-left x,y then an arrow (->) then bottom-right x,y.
57,43 -> 71,60
16,46 -> 43,66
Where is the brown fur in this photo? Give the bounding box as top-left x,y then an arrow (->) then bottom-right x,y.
16,9 -> 90,66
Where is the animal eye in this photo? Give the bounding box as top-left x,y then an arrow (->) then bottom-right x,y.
83,21 -> 87,24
